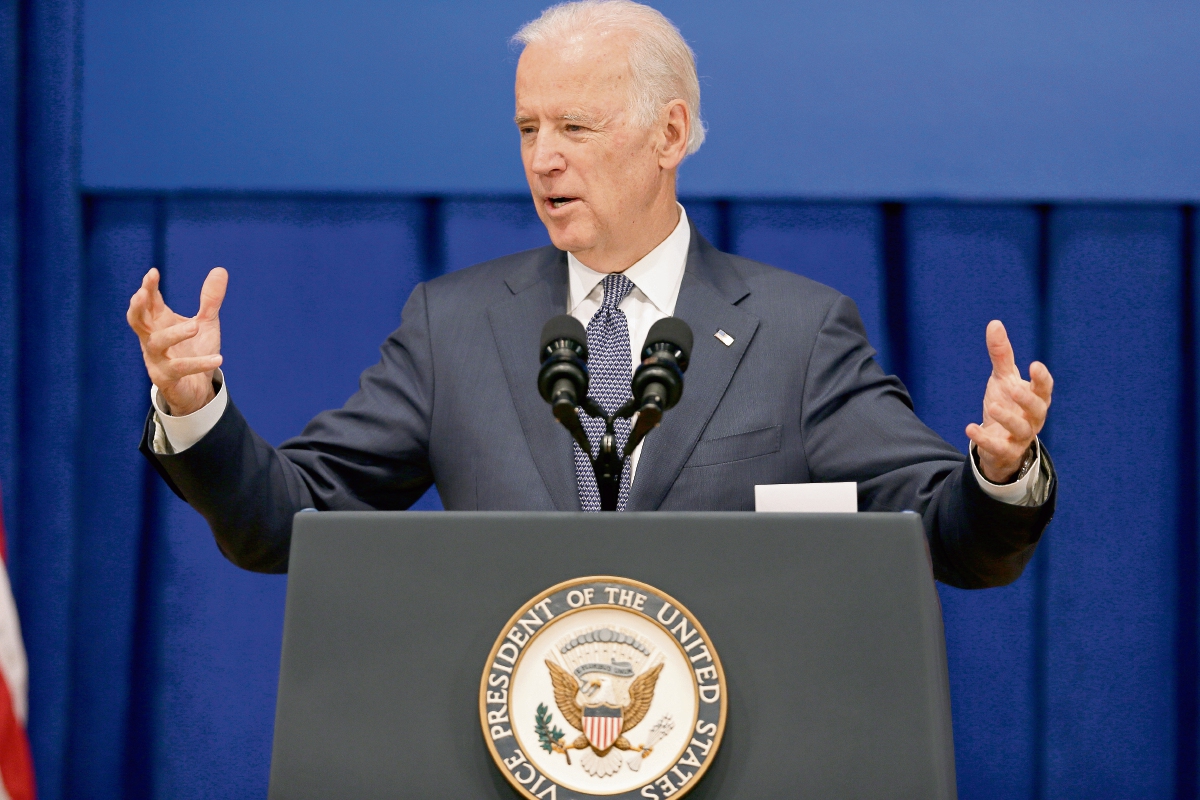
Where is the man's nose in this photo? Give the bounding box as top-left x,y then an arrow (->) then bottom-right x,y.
529,131 -> 566,175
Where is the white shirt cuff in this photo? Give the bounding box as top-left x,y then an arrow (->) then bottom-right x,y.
150,369 -> 228,454
969,438 -> 1047,507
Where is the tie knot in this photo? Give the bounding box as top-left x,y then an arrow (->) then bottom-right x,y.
600,273 -> 635,311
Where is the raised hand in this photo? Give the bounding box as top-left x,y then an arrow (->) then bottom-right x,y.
127,267 -> 227,417
966,320 -> 1054,484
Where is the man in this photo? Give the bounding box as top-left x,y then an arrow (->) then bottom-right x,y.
127,0 -> 1055,587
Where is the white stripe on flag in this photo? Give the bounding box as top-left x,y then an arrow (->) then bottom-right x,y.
0,560 -> 28,725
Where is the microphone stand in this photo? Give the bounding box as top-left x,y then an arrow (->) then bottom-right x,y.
555,396 -> 663,511
540,315 -> 689,512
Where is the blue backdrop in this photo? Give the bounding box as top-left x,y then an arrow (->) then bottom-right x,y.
81,0 -> 1200,199
3,1 -> 1200,799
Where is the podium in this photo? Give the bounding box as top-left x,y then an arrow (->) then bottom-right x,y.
268,512 -> 956,799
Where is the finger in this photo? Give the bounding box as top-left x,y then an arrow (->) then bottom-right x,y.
986,320 -> 1019,379
127,288 -> 153,336
966,422 -> 1021,461
154,354 -> 223,382
985,399 -> 1035,442
129,268 -> 170,335
146,318 -> 200,356
1030,361 -> 1054,404
141,268 -> 169,317
197,267 -> 228,321
966,422 -> 1008,454
1004,382 -> 1049,426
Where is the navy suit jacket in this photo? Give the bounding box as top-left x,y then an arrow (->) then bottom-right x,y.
142,224 -> 1056,586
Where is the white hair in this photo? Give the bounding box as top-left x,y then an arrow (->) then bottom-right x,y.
513,0 -> 707,155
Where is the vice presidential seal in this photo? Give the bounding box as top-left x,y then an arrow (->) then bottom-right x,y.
480,576 -> 726,800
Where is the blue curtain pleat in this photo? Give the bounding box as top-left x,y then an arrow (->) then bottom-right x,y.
1189,203 -> 1200,800
14,2 -> 83,799
1045,206 -> 1182,796
63,198 -> 156,798
0,0 -> 19,545
905,205 -> 1042,799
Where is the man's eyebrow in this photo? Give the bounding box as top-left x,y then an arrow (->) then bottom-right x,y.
560,112 -> 601,125
513,112 -> 602,126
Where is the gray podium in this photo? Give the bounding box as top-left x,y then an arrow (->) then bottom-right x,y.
268,512 -> 956,799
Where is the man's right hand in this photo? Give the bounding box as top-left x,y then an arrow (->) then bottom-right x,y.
127,267 -> 227,417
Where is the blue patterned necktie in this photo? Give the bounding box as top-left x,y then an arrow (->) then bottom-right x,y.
576,273 -> 635,511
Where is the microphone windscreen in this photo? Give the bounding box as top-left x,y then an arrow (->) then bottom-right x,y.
540,314 -> 588,353
645,317 -> 693,361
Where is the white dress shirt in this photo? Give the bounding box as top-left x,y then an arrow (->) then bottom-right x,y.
151,203 -> 1046,506
565,204 -> 692,484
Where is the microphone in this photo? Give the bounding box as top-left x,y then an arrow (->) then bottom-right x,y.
633,317 -> 692,410
625,318 -> 692,455
538,314 -> 589,422
536,313 -> 693,510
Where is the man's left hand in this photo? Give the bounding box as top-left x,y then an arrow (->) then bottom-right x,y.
966,320 -> 1054,484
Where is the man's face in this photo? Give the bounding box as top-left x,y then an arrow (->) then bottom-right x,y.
515,32 -> 665,259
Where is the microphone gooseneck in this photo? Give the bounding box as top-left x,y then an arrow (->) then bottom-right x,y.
537,313 -> 694,511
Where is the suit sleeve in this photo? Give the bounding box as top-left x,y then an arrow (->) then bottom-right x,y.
139,283 -> 438,573
800,294 -> 1056,589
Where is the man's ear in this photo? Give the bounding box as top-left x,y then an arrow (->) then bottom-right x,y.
658,100 -> 690,170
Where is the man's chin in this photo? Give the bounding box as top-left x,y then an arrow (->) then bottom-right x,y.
543,221 -> 597,255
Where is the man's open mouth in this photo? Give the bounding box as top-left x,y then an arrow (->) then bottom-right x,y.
548,197 -> 578,209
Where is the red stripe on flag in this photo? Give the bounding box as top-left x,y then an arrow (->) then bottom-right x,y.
0,630 -> 33,800
0,486 -> 33,800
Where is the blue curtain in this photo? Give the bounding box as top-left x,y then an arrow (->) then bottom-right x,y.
3,2 -> 1200,798
3,2 -> 86,800
5,193 -> 1194,800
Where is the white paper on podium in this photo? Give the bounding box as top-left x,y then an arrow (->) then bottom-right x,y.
754,482 -> 858,513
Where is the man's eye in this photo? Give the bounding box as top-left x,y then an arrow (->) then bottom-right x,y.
520,127 -> 536,135
565,124 -> 583,133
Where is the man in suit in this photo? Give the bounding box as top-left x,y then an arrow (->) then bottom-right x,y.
127,0 -> 1055,587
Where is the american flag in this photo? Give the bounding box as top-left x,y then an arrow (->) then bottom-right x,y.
582,705 -> 622,752
0,489 -> 35,800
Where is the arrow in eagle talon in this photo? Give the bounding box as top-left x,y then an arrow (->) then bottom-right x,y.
628,715 -> 675,770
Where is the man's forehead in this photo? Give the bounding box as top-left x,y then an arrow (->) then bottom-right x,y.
515,37 -> 631,121
517,34 -> 631,88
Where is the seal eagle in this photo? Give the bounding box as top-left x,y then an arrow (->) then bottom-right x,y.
545,659 -> 664,777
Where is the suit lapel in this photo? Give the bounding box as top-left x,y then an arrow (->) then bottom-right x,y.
627,231 -> 760,511
487,248 -> 582,511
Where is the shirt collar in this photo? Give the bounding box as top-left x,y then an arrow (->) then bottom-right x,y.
567,204 -> 691,315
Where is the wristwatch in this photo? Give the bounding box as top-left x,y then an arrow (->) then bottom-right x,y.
1015,441 -> 1038,481
973,440 -> 1038,485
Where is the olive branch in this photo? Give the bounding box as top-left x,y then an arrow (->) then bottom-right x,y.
535,703 -> 571,764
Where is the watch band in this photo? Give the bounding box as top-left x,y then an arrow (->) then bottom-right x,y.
1015,441 -> 1038,480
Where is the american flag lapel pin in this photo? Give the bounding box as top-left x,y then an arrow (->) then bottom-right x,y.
714,329 -> 734,346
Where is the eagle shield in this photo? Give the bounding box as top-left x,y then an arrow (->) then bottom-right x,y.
582,705 -> 622,752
